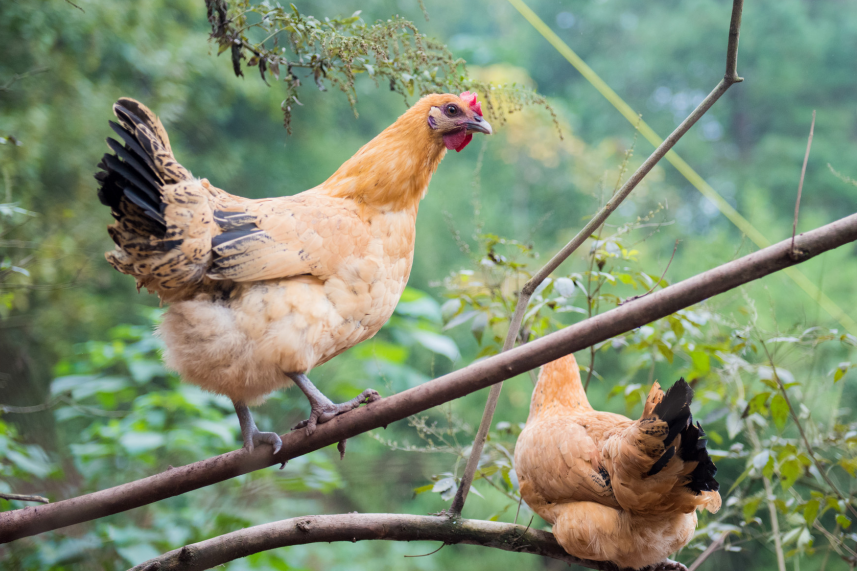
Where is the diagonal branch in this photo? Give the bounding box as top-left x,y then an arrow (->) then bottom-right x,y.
2,212 -> 857,543
449,0 -> 746,515
127,513 -> 619,571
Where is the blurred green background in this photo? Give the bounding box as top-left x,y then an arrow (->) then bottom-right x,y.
1,0 -> 856,569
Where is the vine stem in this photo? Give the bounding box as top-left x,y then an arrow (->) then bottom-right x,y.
449,0 -> 746,516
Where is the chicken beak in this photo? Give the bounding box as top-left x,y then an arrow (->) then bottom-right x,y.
465,116 -> 493,135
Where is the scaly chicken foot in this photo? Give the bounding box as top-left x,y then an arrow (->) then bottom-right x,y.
233,401 -> 283,454
287,372 -> 380,446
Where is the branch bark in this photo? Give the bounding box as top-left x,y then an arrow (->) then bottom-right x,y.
127,513 -> 619,571
450,0 -> 746,515
2,212 -> 857,543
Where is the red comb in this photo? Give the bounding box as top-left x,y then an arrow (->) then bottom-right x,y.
459,91 -> 483,117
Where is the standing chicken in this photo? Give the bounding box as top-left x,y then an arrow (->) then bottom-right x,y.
95,92 -> 491,454
514,354 -> 720,570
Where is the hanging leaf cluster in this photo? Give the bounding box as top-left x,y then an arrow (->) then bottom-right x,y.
204,0 -> 557,133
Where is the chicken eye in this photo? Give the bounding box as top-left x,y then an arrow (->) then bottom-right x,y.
446,104 -> 459,115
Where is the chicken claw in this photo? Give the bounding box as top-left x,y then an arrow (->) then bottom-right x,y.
645,559 -> 688,571
288,373 -> 380,437
233,401 -> 283,454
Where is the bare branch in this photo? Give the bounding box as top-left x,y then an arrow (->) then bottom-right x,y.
2,212 -> 857,543
791,110 -> 816,256
687,531 -> 730,571
0,493 -> 49,504
449,0 -> 747,515
0,68 -> 48,92
127,513 -> 617,571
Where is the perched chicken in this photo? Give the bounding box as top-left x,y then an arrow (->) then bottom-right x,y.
95,92 -> 492,454
514,355 -> 720,570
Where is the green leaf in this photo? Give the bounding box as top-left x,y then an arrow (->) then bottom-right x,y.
396,296 -> 442,323
440,298 -> 462,322
431,477 -> 455,494
780,457 -> 802,489
443,310 -> 477,330
838,457 -> 857,477
554,277 -> 576,297
655,340 -> 674,363
771,393 -> 789,431
470,311 -> 489,344
413,484 -> 433,496
803,499 -> 820,525
760,378 -> 779,390
119,432 -> 165,454
743,497 -> 761,521
745,392 -> 771,417
410,330 -> 460,361
690,350 -> 710,375
836,514 -> 852,529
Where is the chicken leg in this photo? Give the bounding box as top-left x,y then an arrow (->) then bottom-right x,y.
288,372 -> 380,435
233,401 -> 283,454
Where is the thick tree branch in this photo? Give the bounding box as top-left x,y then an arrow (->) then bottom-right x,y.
127,513 -> 618,571
450,0 -> 746,515
2,213 -> 857,543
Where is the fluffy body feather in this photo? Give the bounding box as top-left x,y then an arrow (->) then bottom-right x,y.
514,354 -> 720,570
95,94 -> 490,432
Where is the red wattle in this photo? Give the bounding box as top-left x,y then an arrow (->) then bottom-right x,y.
456,133 -> 473,152
443,129 -> 468,151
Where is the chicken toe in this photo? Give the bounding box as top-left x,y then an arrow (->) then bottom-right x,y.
288,372 -> 380,437
233,401 -> 283,454
644,559 -> 688,571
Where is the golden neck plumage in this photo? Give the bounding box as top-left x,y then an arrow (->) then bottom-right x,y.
528,354 -> 594,420
318,99 -> 447,213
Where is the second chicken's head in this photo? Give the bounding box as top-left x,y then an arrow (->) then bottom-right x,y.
426,92 -> 493,152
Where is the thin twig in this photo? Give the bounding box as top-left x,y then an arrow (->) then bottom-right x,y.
404,543 -> 446,557
791,110 -> 816,256
0,68 -> 48,92
0,394 -> 61,414
687,531 -> 730,571
620,240 -> 679,305
0,493 -> 49,504
449,0 -> 747,516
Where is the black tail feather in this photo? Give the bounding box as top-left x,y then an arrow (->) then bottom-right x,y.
679,421 -> 719,493
96,103 -> 168,232
652,378 -> 693,448
646,378 -> 719,492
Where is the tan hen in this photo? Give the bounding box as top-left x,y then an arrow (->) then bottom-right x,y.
95,92 -> 491,454
514,354 -> 721,570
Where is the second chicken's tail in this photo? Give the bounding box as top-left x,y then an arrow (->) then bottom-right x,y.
643,380 -> 719,495
606,378 -> 721,515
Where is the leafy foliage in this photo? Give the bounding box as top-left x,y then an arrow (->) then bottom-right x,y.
205,0 -> 558,132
